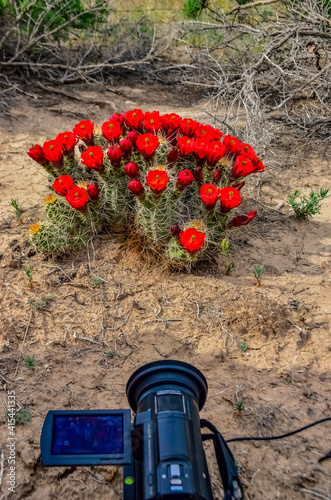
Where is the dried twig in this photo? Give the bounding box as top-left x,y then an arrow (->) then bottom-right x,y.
14,311 -> 33,378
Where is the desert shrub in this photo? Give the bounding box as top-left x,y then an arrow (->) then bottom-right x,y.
183,0 -> 207,19
0,0 -> 106,37
0,0 -> 160,94
180,0 -> 331,145
287,188 -> 329,219
27,110 -> 264,267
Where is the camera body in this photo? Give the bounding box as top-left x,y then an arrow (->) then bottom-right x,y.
41,361 -> 242,500
125,389 -> 212,500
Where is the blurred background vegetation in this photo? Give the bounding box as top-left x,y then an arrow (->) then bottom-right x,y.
0,0 -> 330,142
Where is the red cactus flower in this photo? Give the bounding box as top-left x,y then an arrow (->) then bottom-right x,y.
73,120 -> 94,145
230,155 -> 255,179
179,228 -> 205,253
171,224 -> 181,238
81,146 -> 104,171
167,147 -> 179,166
144,111 -> 162,134
194,124 -> 223,142
107,145 -> 123,167
232,181 -> 245,191
124,109 -> 144,131
146,169 -> 169,193
101,120 -> 123,142
28,144 -> 47,165
252,156 -> 265,172
219,187 -> 242,213
177,136 -> 195,157
136,133 -> 159,160
212,167 -> 223,184
194,124 -> 211,141
206,141 -> 226,167
52,175 -> 74,196
120,138 -> 133,158
162,113 -> 182,133
110,113 -> 125,127
209,126 -> 223,141
128,179 -> 145,197
223,135 -> 242,155
87,183 -> 100,201
66,186 -> 89,210
228,210 -> 257,228
200,183 -> 220,208
126,130 -> 139,148
194,137 -> 209,162
177,169 -> 194,190
57,132 -> 78,158
179,118 -> 198,137
124,162 -> 139,179
43,140 -> 63,167
239,143 -> 255,160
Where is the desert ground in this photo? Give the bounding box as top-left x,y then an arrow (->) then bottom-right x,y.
0,80 -> 330,499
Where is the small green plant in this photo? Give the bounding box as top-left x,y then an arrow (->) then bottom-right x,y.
28,295 -> 55,310
254,265 -> 264,285
6,408 -> 32,425
225,262 -> 235,275
238,341 -> 248,352
236,401 -> 244,413
9,198 -> 24,221
91,276 -> 106,286
22,265 -> 33,287
24,355 -> 36,368
106,350 -> 116,358
183,0 -> 207,18
287,188 -> 329,220
221,239 -> 230,256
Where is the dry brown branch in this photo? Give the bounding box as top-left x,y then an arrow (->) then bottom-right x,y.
0,0 -> 170,99
226,0 -> 281,16
180,0 -> 331,144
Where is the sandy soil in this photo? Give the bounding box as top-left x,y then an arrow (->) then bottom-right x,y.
0,81 -> 330,500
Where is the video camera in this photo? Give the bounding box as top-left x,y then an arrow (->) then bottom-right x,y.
41,360 -> 244,499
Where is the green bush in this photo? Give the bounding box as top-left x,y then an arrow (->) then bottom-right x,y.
1,0 -> 107,40
183,0 -> 207,19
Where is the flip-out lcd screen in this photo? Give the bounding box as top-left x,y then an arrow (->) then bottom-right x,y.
52,414 -> 124,455
41,410 -> 131,466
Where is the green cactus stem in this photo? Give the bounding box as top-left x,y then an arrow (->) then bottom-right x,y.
104,174 -> 130,230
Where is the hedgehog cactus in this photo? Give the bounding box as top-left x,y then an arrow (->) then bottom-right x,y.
27,110 -> 264,265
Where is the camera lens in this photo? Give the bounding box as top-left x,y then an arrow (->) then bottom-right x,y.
126,360 -> 208,412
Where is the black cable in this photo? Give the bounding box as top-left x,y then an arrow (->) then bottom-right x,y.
226,417 -> 331,443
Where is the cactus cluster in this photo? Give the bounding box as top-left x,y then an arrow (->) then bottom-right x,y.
27,110 -> 264,266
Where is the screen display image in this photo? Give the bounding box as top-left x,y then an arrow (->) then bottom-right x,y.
51,415 -> 124,455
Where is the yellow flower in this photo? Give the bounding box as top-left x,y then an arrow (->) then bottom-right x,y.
78,181 -> 88,189
187,220 -> 206,232
44,195 -> 56,205
30,223 -> 41,235
155,165 -> 166,171
220,157 -> 231,167
95,126 -> 101,134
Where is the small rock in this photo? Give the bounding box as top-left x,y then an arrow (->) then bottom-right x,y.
275,201 -> 285,210
20,444 -> 37,468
